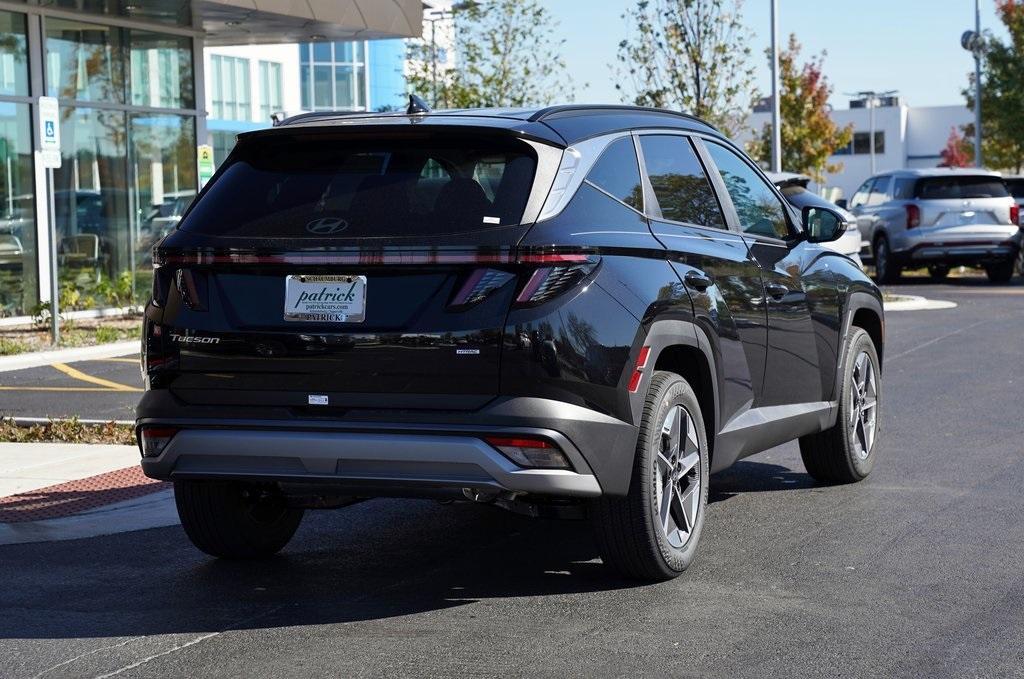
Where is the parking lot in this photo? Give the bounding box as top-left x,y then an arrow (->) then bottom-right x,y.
0,357 -> 140,422
1,278 -> 1023,677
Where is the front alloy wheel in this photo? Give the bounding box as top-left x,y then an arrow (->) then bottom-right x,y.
848,350 -> 878,460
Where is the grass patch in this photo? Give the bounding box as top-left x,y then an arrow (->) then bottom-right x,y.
0,337 -> 30,356
0,417 -> 135,445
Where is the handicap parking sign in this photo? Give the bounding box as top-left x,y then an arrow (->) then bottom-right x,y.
38,96 -> 61,168
45,120 -> 55,139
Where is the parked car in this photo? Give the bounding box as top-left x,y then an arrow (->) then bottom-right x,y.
842,169 -> 1021,283
138,104 -> 885,581
1004,175 -> 1024,274
767,172 -> 863,269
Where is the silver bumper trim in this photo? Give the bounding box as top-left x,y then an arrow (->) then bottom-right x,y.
143,429 -> 602,497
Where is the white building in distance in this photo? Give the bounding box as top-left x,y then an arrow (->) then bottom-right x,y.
739,97 -> 974,199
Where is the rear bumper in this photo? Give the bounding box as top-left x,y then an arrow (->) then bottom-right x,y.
136,391 -> 639,498
893,227 -> 1021,265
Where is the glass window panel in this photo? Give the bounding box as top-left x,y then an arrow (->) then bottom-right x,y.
299,43 -> 309,64
128,30 -> 193,109
640,135 -> 724,228
353,41 -> 365,62
0,102 -> 37,317
334,41 -> 353,62
705,141 -> 789,239
314,65 -> 331,108
300,64 -> 311,110
53,107 -> 130,304
130,113 -> 196,294
335,64 -> 354,108
0,12 -> 28,97
586,137 -> 642,210
48,0 -> 191,27
355,65 -> 365,108
312,41 -> 331,62
45,18 -> 126,103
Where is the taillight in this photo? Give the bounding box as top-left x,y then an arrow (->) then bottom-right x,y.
151,265 -> 172,306
1011,204 -> 1020,226
906,204 -> 921,228
483,435 -> 570,469
513,252 -> 598,307
139,426 -> 179,457
175,269 -> 209,311
449,268 -> 515,308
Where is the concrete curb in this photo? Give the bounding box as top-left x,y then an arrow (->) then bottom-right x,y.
883,294 -> 958,311
0,341 -> 138,373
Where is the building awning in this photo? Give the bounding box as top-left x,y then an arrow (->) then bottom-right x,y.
196,0 -> 423,45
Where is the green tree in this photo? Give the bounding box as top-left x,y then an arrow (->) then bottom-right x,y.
407,0 -> 574,109
748,35 -> 852,183
964,0 -> 1024,172
615,0 -> 757,137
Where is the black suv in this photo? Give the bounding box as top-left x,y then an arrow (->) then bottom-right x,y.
138,105 -> 884,581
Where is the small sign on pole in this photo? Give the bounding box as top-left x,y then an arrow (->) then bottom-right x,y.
197,144 -> 215,188
39,96 -> 61,169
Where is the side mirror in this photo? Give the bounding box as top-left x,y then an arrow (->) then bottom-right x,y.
835,198 -> 848,209
802,206 -> 853,243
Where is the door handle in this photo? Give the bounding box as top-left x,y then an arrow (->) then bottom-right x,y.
765,282 -> 789,300
684,270 -> 713,291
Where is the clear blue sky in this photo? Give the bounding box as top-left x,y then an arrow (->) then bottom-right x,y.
547,0 -> 1008,109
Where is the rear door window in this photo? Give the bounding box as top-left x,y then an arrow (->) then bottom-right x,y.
1005,179 -> 1024,198
892,177 -> 916,200
179,135 -> 537,238
915,176 -> 1009,199
584,137 -> 643,210
639,135 -> 725,228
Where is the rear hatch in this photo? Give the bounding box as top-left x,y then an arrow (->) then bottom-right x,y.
913,175 -> 1017,238
148,128 -> 559,411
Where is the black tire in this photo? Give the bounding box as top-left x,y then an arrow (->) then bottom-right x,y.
927,264 -> 950,281
174,480 -> 304,559
873,236 -> 900,284
799,328 -> 881,484
592,371 -> 710,581
985,260 -> 1015,284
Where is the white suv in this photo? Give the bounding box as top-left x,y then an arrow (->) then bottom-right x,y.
844,169 -> 1021,283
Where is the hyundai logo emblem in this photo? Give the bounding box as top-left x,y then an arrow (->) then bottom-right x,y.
305,217 -> 349,235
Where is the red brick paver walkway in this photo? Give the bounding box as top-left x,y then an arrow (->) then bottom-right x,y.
0,466 -> 169,523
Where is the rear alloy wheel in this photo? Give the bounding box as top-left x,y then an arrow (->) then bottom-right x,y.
799,327 -> 881,483
593,371 -> 709,581
873,237 -> 900,284
175,480 -> 304,559
927,264 -> 950,281
985,260 -> 1015,284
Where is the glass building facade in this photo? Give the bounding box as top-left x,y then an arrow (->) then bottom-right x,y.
0,3 -> 198,318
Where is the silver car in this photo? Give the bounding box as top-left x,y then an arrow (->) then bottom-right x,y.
843,169 -> 1021,283
767,172 -> 863,269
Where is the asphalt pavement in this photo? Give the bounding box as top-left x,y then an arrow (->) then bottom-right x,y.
0,356 -> 141,422
2,278 -> 1024,677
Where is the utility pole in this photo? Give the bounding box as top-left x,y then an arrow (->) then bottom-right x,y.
769,0 -> 781,173
962,2 -> 984,167
973,0 -> 982,167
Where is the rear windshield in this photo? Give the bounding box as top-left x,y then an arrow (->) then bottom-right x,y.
914,176 -> 1009,200
179,135 -> 537,238
1005,179 -> 1024,198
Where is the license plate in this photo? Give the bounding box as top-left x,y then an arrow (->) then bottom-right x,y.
284,275 -> 366,323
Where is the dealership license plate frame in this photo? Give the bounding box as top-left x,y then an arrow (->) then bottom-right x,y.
284,274 -> 367,323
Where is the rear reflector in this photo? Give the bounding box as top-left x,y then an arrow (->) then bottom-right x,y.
483,435 -> 570,469
139,427 -> 179,458
627,346 -> 651,393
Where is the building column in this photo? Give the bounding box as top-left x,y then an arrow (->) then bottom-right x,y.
193,33 -> 208,154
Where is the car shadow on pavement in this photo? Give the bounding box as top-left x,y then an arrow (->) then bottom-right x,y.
0,498 -> 650,641
709,460 -> 816,504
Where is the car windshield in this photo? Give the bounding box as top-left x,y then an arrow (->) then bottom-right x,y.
914,176 -> 1009,200
179,135 -> 537,239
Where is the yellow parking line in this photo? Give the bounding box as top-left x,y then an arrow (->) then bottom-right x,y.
0,386 -> 122,392
50,362 -> 142,392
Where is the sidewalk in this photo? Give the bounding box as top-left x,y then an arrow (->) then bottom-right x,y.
0,442 -> 177,545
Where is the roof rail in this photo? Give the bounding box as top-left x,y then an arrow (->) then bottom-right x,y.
275,110 -> 380,126
527,104 -> 717,131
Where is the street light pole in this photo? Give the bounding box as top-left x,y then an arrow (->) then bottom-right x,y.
973,0 -> 982,167
769,0 -> 781,173
869,97 -> 876,175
